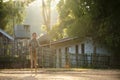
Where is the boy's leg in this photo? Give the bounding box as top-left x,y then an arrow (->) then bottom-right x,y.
33,50 -> 38,74
34,51 -> 37,69
30,52 -> 33,69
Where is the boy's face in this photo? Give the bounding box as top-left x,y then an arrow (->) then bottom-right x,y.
32,33 -> 37,39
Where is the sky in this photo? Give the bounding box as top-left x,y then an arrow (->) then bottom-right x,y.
24,0 -> 59,35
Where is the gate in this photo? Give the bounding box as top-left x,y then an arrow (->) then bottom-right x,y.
38,47 -> 56,68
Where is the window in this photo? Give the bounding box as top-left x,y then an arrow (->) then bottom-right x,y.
81,43 -> 85,54
65,47 -> 69,65
75,45 -> 78,54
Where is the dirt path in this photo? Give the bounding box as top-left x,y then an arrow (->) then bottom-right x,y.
0,69 -> 120,80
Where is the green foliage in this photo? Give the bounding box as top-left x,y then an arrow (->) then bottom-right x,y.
49,23 -> 63,40
51,0 -> 91,40
89,0 -> 120,52
0,0 -> 34,34
51,0 -> 120,67
54,0 -> 120,54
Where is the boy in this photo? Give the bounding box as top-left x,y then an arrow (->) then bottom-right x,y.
29,32 -> 39,70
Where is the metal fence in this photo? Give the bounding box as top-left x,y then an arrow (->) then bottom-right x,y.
68,53 -> 110,68
0,40 -> 111,69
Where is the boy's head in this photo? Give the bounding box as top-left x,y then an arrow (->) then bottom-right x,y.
32,32 -> 37,39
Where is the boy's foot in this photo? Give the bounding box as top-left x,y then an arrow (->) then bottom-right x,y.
35,64 -> 38,69
35,64 -> 38,70
35,64 -> 38,67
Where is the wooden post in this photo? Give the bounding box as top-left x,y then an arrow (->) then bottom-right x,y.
75,45 -> 79,68
65,47 -> 70,68
59,48 -> 62,68
93,41 -> 97,67
81,43 -> 85,67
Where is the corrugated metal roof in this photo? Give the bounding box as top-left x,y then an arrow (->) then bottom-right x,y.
51,37 -> 75,44
0,29 -> 14,41
40,37 -> 77,47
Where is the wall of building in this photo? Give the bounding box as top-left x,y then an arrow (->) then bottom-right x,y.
55,38 -> 111,68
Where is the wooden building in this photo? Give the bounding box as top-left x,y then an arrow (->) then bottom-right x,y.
0,29 -> 14,56
39,36 -> 111,68
51,37 -> 111,68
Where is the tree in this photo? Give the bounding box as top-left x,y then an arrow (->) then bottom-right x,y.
42,0 -> 53,33
0,0 -> 34,34
55,0 -> 120,67
56,0 -> 120,51
51,0 -> 91,40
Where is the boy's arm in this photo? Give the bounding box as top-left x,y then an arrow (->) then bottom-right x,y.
37,40 -> 40,48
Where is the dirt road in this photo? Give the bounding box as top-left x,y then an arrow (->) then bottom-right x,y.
0,69 -> 120,80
